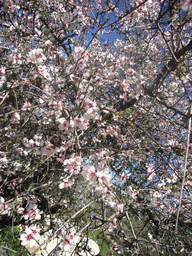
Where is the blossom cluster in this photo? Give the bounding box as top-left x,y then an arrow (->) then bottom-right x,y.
20,225 -> 40,248
19,224 -> 100,256
16,195 -> 42,221
63,154 -> 83,175
27,48 -> 46,64
22,135 -> 59,156
18,203 -> 41,221
81,164 -> 124,213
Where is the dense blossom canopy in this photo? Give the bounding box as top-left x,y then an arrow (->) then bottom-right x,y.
0,0 -> 192,255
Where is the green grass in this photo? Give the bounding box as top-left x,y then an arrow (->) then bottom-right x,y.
0,226 -> 29,256
89,229 -> 111,255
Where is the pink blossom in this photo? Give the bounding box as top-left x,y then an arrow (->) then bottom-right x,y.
11,112 -> 20,124
3,0 -> 16,12
74,46 -> 84,55
82,165 -> 96,182
12,50 -> 22,64
127,186 -> 138,199
28,48 -> 46,64
108,218 -> 117,232
22,102 -> 31,111
20,226 -> 40,248
0,154 -> 8,168
44,40 -> 52,48
115,203 -> 124,213
28,139 -> 36,149
147,172 -> 156,182
0,66 -> 5,74
58,117 -> 74,133
146,164 -> 156,182
181,0 -> 192,13
114,39 -> 123,48
166,173 -> 177,184
74,116 -> 89,130
41,142 -> 59,156
122,80 -> 131,92
0,197 -> 9,215
120,93 -> 128,101
97,170 -> 111,187
106,126 -> 118,137
118,171 -> 129,183
59,177 -> 75,189
18,203 -> 41,220
59,234 -> 81,253
84,98 -> 99,119
153,191 -> 162,198
52,100 -> 62,110
38,65 -> 52,80
63,154 -> 83,174
28,204 -> 41,220
34,133 -> 43,146
0,75 -> 6,88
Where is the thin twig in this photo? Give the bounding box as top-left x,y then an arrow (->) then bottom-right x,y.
157,22 -> 179,63
0,246 -> 20,255
0,91 -> 9,106
175,102 -> 192,232
125,210 -> 137,240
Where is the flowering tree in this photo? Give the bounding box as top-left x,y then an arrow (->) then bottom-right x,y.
0,0 -> 192,255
